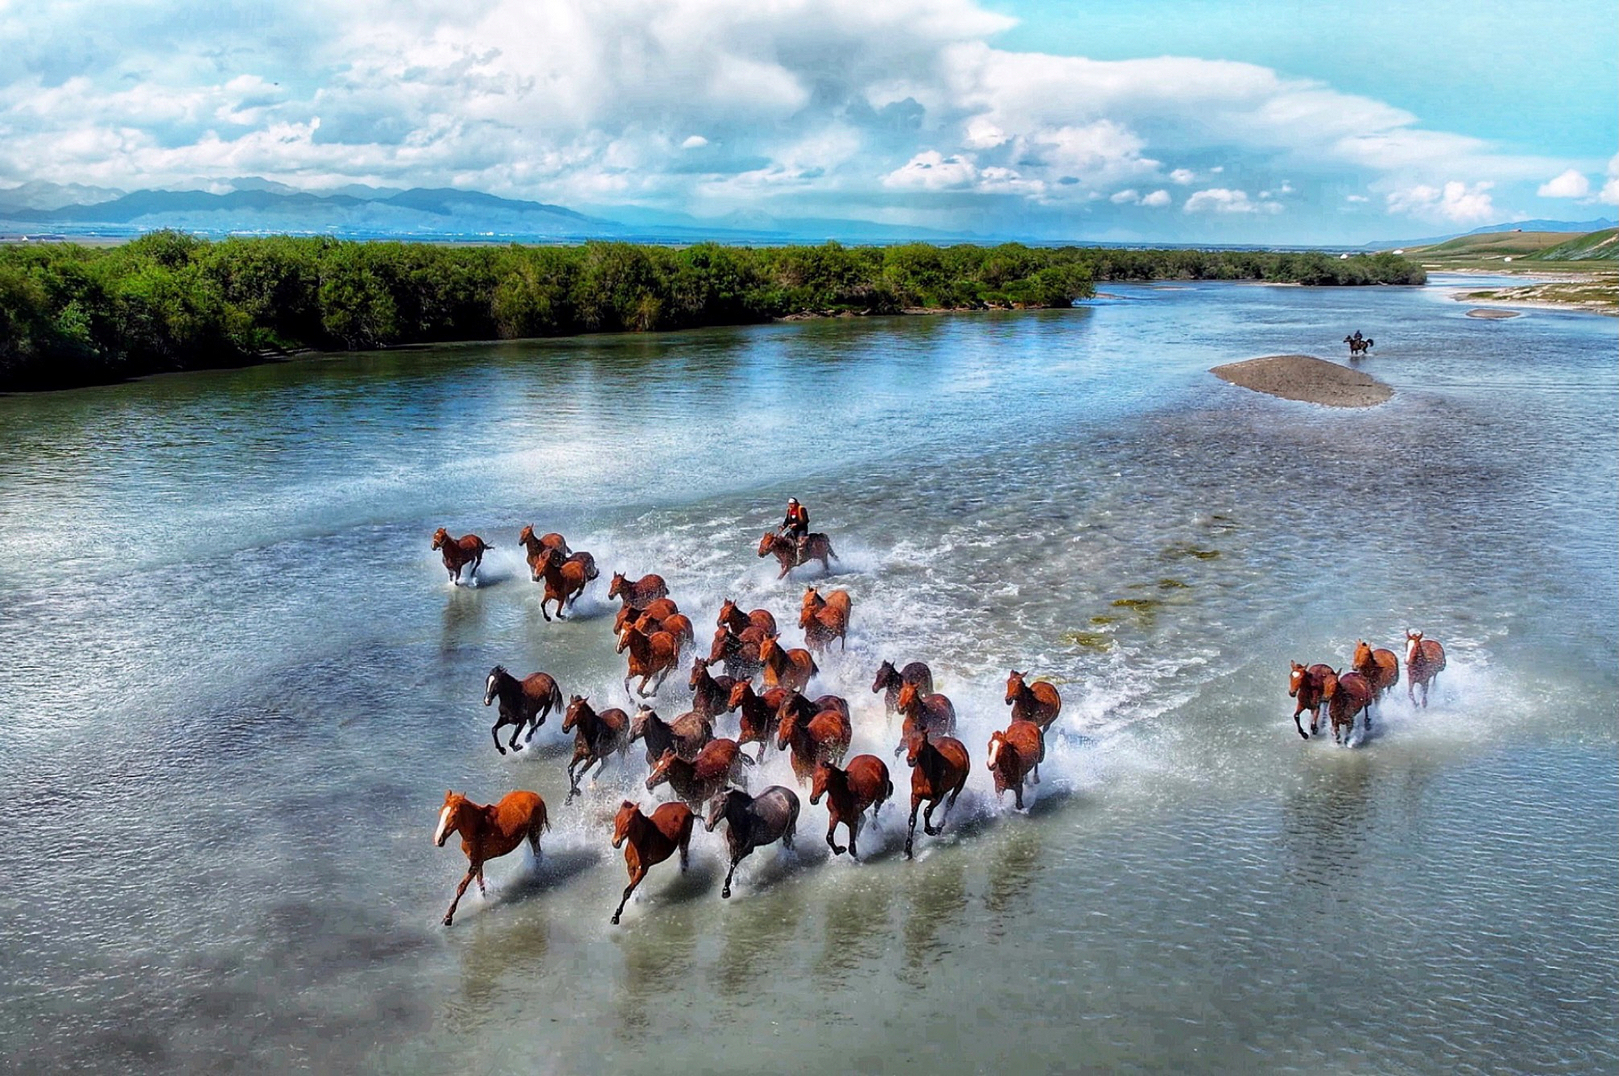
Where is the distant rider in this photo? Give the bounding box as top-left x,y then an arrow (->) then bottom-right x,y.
780,498 -> 810,561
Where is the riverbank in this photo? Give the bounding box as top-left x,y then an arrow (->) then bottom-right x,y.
1449,273 -> 1618,316
1211,353 -> 1393,407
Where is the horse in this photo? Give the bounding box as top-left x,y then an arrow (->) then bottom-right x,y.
431,527 -> 490,585
517,524 -> 569,580
1353,640 -> 1400,705
1405,630 -> 1447,708
810,756 -> 893,859
1004,670 -> 1062,731
1344,334 -> 1374,357
1328,671 -> 1374,744
775,699 -> 851,784
799,586 -> 852,652
987,721 -> 1045,810
532,546 -> 594,621
717,598 -> 777,637
903,729 -> 970,860
708,624 -> 765,681
561,696 -> 630,803
618,622 -> 682,697
872,660 -> 934,717
757,530 -> 837,579
434,790 -> 549,926
645,739 -> 754,809
726,681 -> 790,762
628,706 -> 713,766
610,800 -> 694,925
894,680 -> 957,757
1287,661 -> 1338,739
608,572 -> 670,611
688,657 -> 738,722
483,665 -> 565,754
758,633 -> 818,694
706,786 -> 800,899
617,596 -> 679,635
635,609 -> 695,651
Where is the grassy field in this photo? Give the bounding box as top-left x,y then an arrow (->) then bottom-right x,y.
1396,228 -> 1618,314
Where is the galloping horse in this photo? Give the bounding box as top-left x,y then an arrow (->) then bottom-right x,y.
872,660 -> 934,717
610,800 -> 694,925
1405,630 -> 1447,707
1328,671 -> 1375,744
706,786 -> 800,899
903,729 -> 970,859
775,699 -> 852,784
645,739 -> 754,809
517,524 -> 569,580
1344,334 -> 1374,357
1353,640 -> 1400,704
758,633 -> 818,694
810,756 -> 892,859
688,657 -> 738,722
483,665 -> 565,754
1004,670 -> 1062,731
561,697 -> 630,802
799,586 -> 852,652
617,596 -> 679,635
726,681 -> 789,762
533,546 -> 593,621
608,572 -> 670,611
635,609 -> 695,650
717,598 -> 777,637
434,789 -> 549,926
1287,662 -> 1338,739
708,624 -> 766,681
431,527 -> 491,585
894,680 -> 957,757
628,706 -> 713,765
618,622 -> 682,697
987,721 -> 1045,810
757,531 -> 837,579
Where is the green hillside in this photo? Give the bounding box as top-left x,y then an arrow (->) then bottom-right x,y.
1411,230 -> 1583,259
1528,228 -> 1619,262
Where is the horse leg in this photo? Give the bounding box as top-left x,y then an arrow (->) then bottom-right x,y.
508,723 -> 525,752
940,783 -> 965,825
1293,707 -> 1309,740
722,856 -> 740,899
1014,779 -> 1026,812
827,816 -> 845,856
490,720 -> 507,755
905,796 -> 922,859
612,867 -> 646,925
443,867 -> 477,926
527,826 -> 543,862
922,796 -> 941,836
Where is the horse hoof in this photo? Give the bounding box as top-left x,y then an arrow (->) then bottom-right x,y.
442,915 -> 454,926
722,889 -> 731,899
611,914 -> 621,926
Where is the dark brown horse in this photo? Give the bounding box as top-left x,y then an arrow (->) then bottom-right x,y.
628,706 -> 713,766
1004,670 -> 1062,731
872,659 -> 934,717
903,729 -> 970,859
799,586 -> 852,652
688,657 -> 738,722
725,681 -> 790,762
894,680 -> 957,757
646,739 -> 754,809
532,546 -> 594,621
617,596 -> 679,635
1353,640 -> 1400,704
635,609 -> 695,650
987,720 -> 1045,810
431,527 -> 490,585
618,622 -> 682,697
434,789 -> 549,926
757,530 -> 837,579
810,755 -> 892,859
483,665 -> 565,754
758,633 -> 818,694
610,800 -> 694,925
608,572 -> 670,611
717,598 -> 777,637
1328,671 -> 1374,743
1405,630 -> 1447,708
561,696 -> 630,802
1287,661 -> 1338,739
517,524 -> 569,580
775,699 -> 851,784
708,624 -> 765,681
705,786 -> 800,899
1344,334 -> 1374,357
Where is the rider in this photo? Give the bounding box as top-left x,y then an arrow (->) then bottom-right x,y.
780,497 -> 810,561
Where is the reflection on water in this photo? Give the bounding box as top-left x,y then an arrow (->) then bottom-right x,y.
815,874 -> 894,988
900,855 -> 968,985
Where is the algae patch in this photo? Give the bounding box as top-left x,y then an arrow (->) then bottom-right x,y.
1060,630 -> 1114,652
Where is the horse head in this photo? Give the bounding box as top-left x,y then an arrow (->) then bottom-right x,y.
1405,630 -> 1423,663
562,695 -> 589,733
809,761 -> 837,806
518,524 -> 535,546
431,527 -> 450,551
483,666 -> 507,706
434,791 -> 469,847
896,679 -> 921,713
612,800 -> 639,848
608,572 -> 627,599
689,657 -> 709,690
616,623 -> 638,654
986,731 -> 1006,771
775,702 -> 800,750
757,531 -> 778,557
758,633 -> 782,663
1287,661 -> 1307,698
1005,670 -> 1027,705
1353,640 -> 1373,669
705,789 -> 746,832
801,585 -> 820,609
872,660 -> 896,693
629,706 -> 657,743
646,749 -> 680,790
717,599 -> 739,627
905,727 -> 930,768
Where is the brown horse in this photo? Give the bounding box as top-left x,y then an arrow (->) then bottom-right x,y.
903,729 -> 970,859
431,527 -> 490,585
810,756 -> 893,859
1344,334 -> 1374,357
708,624 -> 766,681
894,680 -> 958,757
758,633 -> 818,693
608,572 -> 670,611
628,706 -> 713,765
617,596 -> 679,635
872,659 -> 934,717
1328,671 -> 1374,743
618,622 -> 682,697
717,598 -> 777,637
1287,661 -> 1338,740
533,546 -> 593,621
775,700 -> 851,784
646,739 -> 755,809
561,696 -> 630,802
1353,640 -> 1400,704
705,786 -> 800,899
483,665 -> 565,754
434,790 -> 549,926
1004,670 -> 1062,731
757,530 -> 837,579
799,586 -> 852,652
688,657 -> 738,722
610,800 -> 694,925
726,681 -> 790,762
1405,630 -> 1447,708
635,609 -> 695,650
517,524 -> 569,580
987,720 -> 1045,810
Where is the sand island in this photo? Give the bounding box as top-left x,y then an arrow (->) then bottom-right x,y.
1211,354 -> 1393,408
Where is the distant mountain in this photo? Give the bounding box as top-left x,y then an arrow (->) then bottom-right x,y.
1365,218 -> 1617,250
0,180 -> 126,211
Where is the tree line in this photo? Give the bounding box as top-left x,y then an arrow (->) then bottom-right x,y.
0,232 -> 1424,390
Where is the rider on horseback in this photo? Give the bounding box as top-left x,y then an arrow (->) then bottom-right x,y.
780,498 -> 809,562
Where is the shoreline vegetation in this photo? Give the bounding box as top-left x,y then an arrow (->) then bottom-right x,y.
1211,354 -> 1393,408
0,232 -> 1425,391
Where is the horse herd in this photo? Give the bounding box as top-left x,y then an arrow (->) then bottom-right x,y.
1288,631 -> 1447,743
430,521 -> 1064,927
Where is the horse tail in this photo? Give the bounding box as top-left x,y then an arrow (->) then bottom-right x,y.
826,539 -> 839,561
549,681 -> 564,713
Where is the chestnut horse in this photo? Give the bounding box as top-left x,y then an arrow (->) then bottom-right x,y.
1004,670 -> 1062,731
617,596 -> 679,635
717,598 -> 777,637
775,700 -> 851,784
635,609 -> 695,650
431,527 -> 490,585
810,756 -> 893,859
517,524 -> 569,580
483,665 -> 565,754
799,586 -> 852,652
610,800 -> 694,925
1287,662 -> 1338,740
894,680 -> 958,757
1328,671 -> 1375,744
646,739 -> 754,809
726,681 -> 790,762
561,696 -> 630,802
706,786 -> 800,899
1405,630 -> 1447,708
758,633 -> 818,694
434,789 -> 549,926
987,720 -> 1045,810
903,729 -> 970,859
708,624 -> 765,681
872,659 -> 934,717
618,622 -> 682,697
608,572 -> 670,611
628,706 -> 713,766
757,531 -> 837,579
688,657 -> 738,722
533,546 -> 593,621
1353,640 -> 1400,704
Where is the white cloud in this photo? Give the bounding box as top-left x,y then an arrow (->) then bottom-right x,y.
1599,154 -> 1619,205
1169,168 -> 1196,185
1141,189 -> 1171,207
1185,187 -> 1281,214
1110,188 -> 1140,204
681,135 -> 709,149
1537,168 -> 1590,199
1385,180 -> 1497,224
1346,194 -> 1369,203
882,150 -> 979,190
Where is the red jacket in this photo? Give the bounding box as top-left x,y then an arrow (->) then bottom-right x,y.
784,504 -> 808,530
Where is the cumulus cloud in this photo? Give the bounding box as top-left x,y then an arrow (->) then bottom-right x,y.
1169,169 -> 1196,185
1110,189 -> 1141,204
1600,154 -> 1619,205
1537,168 -> 1590,199
1141,189 -> 1171,207
1184,188 -> 1282,214
1385,180 -> 1497,224
681,135 -> 709,149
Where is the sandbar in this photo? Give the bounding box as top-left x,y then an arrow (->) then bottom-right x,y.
1210,354 -> 1393,408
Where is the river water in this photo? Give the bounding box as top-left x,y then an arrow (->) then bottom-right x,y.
2,278 -> 1615,1074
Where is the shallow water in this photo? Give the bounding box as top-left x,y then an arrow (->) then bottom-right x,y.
1,282 -> 1615,1074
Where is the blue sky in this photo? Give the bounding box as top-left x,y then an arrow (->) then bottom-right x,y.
0,0 -> 1613,243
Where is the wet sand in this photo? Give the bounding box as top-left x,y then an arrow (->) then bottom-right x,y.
1210,353 -> 1393,407
1466,308 -> 1521,319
